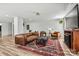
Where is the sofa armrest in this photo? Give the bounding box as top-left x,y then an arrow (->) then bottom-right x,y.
15,34 -> 26,45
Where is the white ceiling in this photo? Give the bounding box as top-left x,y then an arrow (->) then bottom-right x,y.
0,3 -> 69,23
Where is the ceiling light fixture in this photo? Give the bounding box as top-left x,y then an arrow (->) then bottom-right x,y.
33,11 -> 40,15
36,12 -> 40,15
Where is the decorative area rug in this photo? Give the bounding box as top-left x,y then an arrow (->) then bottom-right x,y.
18,39 -> 65,56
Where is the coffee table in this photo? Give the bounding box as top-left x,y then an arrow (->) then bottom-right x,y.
36,36 -> 48,46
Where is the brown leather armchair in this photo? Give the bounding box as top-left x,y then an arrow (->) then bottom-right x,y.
51,32 -> 61,39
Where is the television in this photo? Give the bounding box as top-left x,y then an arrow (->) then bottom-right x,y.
65,4 -> 79,29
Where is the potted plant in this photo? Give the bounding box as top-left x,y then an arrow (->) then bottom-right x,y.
59,19 -> 64,24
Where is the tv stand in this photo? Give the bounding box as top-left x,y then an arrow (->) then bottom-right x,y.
64,29 -> 79,53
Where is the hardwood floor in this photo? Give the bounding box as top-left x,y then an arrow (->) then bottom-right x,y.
59,38 -> 75,56
0,36 -> 41,56
0,36 -> 76,56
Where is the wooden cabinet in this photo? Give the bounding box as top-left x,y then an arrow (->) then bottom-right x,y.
64,29 -> 79,53
73,30 -> 79,52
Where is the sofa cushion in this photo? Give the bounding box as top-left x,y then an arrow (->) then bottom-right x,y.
27,36 -> 38,42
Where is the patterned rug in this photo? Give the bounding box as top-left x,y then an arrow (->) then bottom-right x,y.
18,39 -> 65,56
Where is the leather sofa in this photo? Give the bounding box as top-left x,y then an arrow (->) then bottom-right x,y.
15,32 -> 39,46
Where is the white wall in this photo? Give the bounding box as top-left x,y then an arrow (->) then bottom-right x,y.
8,23 -> 12,35
1,16 -> 24,36
14,17 -> 19,35
23,18 -> 65,37
2,23 -> 12,36
1,4 -> 76,37
23,20 -> 60,33
64,3 -> 77,29
18,17 -> 24,34
1,18 -> 64,37
13,4 -> 77,37
14,17 -> 24,35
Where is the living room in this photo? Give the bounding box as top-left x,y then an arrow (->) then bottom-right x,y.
0,2 -> 79,57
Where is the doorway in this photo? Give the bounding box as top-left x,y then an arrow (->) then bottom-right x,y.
0,25 -> 2,37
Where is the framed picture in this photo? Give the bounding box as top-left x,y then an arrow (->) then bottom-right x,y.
26,25 -> 30,30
